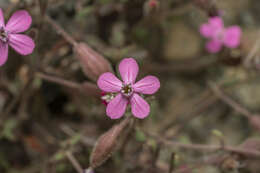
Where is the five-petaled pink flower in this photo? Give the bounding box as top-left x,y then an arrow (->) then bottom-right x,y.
200,16 -> 241,53
0,9 -> 35,66
97,58 -> 160,119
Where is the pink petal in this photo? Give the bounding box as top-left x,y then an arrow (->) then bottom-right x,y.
6,10 -> 32,33
223,26 -> 241,48
200,24 -> 213,38
106,94 -> 128,119
133,75 -> 160,95
130,93 -> 150,119
0,42 -> 8,66
119,58 -> 139,84
97,72 -> 122,92
8,34 -> 35,55
203,17 -> 224,38
0,8 -> 5,27
209,17 -> 224,30
206,39 -> 222,53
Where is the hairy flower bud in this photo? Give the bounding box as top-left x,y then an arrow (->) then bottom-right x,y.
90,117 -> 131,168
74,42 -> 113,81
144,0 -> 160,16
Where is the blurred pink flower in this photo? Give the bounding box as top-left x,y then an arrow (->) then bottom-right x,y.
0,9 -> 35,66
97,58 -> 160,119
200,16 -> 241,53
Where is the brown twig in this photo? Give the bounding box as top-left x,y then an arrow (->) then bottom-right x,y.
66,151 -> 84,173
36,72 -> 100,97
144,55 -> 217,74
37,72 -> 82,90
145,131 -> 260,159
244,31 -> 260,68
168,153 -> 175,173
2,77 -> 34,123
60,124 -> 96,146
208,81 -> 251,118
45,15 -> 78,46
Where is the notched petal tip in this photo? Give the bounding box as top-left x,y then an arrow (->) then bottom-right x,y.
119,57 -> 139,84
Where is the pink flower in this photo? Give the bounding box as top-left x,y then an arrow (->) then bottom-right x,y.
200,16 -> 241,53
97,58 -> 160,119
0,9 -> 35,66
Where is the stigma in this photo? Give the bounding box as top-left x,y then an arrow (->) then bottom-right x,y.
0,27 -> 9,43
121,84 -> 133,97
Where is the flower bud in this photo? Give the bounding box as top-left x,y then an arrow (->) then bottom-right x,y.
144,0 -> 160,16
74,42 -> 113,81
90,118 -> 130,168
249,115 -> 260,132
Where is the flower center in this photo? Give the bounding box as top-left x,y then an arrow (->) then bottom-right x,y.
121,84 -> 133,97
0,27 -> 9,43
216,29 -> 225,41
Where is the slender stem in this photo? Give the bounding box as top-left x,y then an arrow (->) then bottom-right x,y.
208,81 -> 251,118
66,151 -> 83,173
37,72 -> 82,90
45,15 -> 78,46
244,31 -> 260,67
145,131 -> 260,158
168,153 -> 175,173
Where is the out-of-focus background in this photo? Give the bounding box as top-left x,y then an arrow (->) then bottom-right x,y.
0,0 -> 260,172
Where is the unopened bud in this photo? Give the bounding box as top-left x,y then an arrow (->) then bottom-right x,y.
249,115 -> 260,132
149,0 -> 159,8
90,118 -> 130,168
74,42 -> 113,81
144,0 -> 160,16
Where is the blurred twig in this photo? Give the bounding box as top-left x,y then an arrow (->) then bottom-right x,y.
36,72 -> 100,97
144,55 -> 218,74
208,81 -> 251,118
66,151 -> 84,173
145,131 -> 260,158
45,15 -> 77,46
37,72 -> 82,90
244,31 -> 260,68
